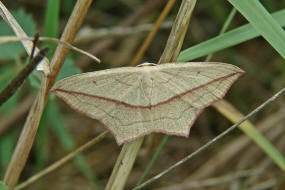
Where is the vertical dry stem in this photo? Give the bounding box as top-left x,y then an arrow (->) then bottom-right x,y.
105,138 -> 144,190
3,1 -> 93,189
159,0 -> 196,63
105,1 -> 197,190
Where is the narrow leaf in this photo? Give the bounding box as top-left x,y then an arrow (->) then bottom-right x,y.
178,9 -> 285,61
228,0 -> 285,59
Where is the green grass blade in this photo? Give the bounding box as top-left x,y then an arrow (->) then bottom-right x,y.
228,0 -> 285,59
36,109 -> 48,171
43,0 -> 59,55
0,133 -> 14,173
63,0 -> 76,15
136,135 -> 169,186
178,9 -> 285,61
205,8 -> 237,61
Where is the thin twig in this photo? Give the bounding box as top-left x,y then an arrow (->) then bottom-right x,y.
0,36 -> 100,63
15,131 -> 109,190
133,87 -> 285,190
39,37 -> 100,63
156,169 -> 258,190
0,47 -> 49,106
29,33 -> 40,60
75,21 -> 172,43
246,179 -> 277,190
159,0 -> 196,62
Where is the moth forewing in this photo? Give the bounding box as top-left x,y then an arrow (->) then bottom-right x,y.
51,62 -> 244,145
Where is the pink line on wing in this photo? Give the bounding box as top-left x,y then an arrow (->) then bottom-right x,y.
51,71 -> 244,110
50,71 -> 244,145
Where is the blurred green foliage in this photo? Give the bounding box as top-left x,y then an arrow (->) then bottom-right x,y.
0,9 -> 35,59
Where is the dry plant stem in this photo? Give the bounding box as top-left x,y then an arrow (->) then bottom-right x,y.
156,169 -> 257,190
0,2 -> 50,74
134,87 -> 285,190
105,138 -> 144,190
0,47 -> 49,106
48,1 -> 92,86
3,1 -> 93,189
105,1 -> 196,190
3,80 -> 47,190
39,37 -> 100,63
248,179 -> 277,190
159,0 -> 196,63
130,0 -> 176,66
0,36 -> 100,63
29,33 -> 40,60
75,21 -> 172,43
15,131 -> 108,190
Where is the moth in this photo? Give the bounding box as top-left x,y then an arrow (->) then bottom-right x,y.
51,62 -> 244,145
